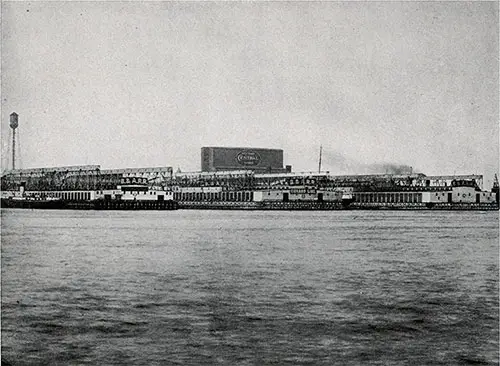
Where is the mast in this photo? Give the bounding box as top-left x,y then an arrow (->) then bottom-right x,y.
318,145 -> 322,173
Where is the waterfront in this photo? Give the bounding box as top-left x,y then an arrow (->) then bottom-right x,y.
1,209 -> 498,365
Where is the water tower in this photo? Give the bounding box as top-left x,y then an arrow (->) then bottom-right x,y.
10,112 -> 18,170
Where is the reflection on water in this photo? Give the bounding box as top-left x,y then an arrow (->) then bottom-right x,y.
1,209 -> 498,365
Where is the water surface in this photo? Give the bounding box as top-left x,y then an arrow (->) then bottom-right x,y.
2,209 -> 498,365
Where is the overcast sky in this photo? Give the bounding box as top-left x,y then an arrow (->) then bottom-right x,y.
1,1 -> 498,185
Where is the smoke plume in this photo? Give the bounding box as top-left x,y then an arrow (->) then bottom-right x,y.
322,150 -> 415,175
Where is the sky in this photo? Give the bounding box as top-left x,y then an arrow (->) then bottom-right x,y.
1,1 -> 498,186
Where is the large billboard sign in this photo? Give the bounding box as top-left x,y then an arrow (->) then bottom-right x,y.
201,147 -> 284,172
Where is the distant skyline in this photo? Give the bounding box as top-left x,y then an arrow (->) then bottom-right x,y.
1,1 -> 498,185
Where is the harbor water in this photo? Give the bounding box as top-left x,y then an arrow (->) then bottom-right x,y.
1,209 -> 498,365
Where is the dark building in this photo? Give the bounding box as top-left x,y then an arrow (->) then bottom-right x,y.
201,147 -> 288,173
